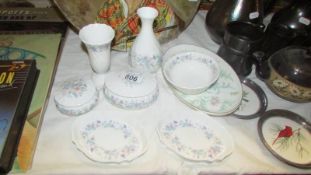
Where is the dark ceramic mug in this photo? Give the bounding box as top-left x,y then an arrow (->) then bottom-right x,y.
223,21 -> 265,54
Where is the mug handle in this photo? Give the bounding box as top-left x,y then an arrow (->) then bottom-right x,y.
252,51 -> 270,81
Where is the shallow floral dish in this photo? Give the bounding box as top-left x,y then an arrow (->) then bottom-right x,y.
157,115 -> 234,162
163,44 -> 243,116
162,51 -> 220,95
258,109 -> 311,168
72,116 -> 148,163
104,69 -> 158,109
233,78 -> 268,119
54,78 -> 99,116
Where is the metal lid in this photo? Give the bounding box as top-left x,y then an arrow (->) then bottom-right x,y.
269,46 -> 311,87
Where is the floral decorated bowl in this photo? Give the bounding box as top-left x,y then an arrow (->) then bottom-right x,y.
103,69 -> 158,109
162,51 -> 220,95
54,78 -> 99,116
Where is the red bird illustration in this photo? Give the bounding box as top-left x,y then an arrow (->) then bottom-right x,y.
272,125 -> 293,145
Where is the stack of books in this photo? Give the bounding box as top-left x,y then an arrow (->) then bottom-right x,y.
0,6 -> 68,173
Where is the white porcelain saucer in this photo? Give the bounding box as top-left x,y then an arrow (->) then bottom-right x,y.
157,115 -> 234,162
72,116 -> 148,163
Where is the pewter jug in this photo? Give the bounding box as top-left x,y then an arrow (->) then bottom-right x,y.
271,0 -> 311,46
260,0 -> 311,57
205,0 -> 264,44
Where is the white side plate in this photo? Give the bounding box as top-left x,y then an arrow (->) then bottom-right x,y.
72,117 -> 148,163
157,115 -> 234,162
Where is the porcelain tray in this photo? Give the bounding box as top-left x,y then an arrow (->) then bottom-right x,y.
157,114 -> 234,162
72,116 -> 148,163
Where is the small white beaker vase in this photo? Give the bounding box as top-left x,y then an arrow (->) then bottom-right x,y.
79,23 -> 115,90
79,23 -> 115,74
130,7 -> 162,73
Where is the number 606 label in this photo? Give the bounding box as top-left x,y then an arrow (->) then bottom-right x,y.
124,72 -> 142,84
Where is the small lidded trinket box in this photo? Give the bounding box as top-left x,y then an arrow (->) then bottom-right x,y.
54,78 -> 99,116
104,69 -> 159,109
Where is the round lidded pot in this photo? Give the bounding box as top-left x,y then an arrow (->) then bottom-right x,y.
54,78 -> 99,116
104,69 -> 159,109
254,46 -> 311,103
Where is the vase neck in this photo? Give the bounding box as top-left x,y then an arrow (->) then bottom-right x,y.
136,7 -> 158,35
140,18 -> 155,35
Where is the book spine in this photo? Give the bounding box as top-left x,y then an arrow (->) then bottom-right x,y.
0,60 -> 39,173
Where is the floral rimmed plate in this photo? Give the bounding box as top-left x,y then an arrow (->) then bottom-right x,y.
162,44 -> 243,116
157,116 -> 234,162
258,109 -> 311,168
72,117 -> 147,163
233,78 -> 268,119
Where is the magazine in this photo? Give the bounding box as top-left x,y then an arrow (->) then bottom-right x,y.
0,31 -> 66,172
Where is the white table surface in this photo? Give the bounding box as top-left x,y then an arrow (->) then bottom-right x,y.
19,11 -> 311,175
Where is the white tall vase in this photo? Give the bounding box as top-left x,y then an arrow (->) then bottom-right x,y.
130,7 -> 162,73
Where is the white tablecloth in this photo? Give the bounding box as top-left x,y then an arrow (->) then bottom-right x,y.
20,11 -> 311,175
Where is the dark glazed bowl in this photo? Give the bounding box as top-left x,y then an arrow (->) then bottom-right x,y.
265,46 -> 311,102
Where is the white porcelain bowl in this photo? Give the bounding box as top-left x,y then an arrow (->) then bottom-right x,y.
162,51 -> 220,94
104,69 -> 159,109
54,78 -> 99,116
